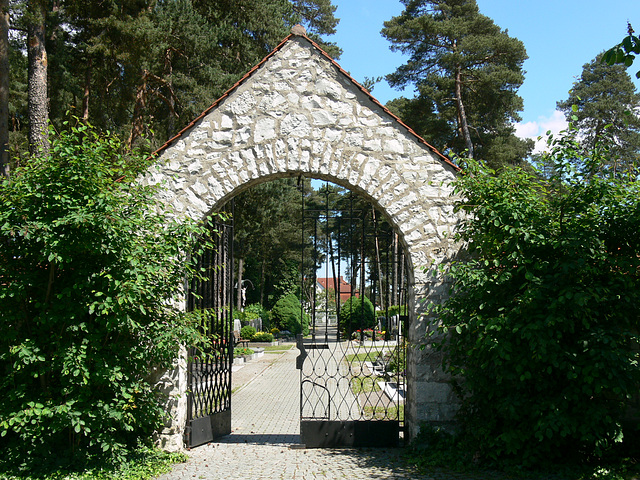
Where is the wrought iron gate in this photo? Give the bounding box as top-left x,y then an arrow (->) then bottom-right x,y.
298,184 -> 408,448
186,217 -> 234,447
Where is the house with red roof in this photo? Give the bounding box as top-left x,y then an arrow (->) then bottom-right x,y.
316,276 -> 358,304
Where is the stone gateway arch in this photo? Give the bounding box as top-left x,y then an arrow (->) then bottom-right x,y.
148,26 -> 462,450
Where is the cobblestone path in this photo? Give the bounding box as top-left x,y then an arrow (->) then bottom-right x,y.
156,346 -> 496,480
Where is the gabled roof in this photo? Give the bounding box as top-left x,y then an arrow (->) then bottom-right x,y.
152,26 -> 459,172
317,276 -> 352,294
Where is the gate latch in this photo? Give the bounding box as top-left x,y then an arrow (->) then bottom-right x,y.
296,334 -> 306,370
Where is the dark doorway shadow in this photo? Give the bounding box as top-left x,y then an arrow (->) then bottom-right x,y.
217,433 -> 301,445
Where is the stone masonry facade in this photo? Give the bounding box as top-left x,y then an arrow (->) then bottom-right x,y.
146,30 -> 463,450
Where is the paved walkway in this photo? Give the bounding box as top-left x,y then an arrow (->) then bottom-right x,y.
155,345 -> 470,480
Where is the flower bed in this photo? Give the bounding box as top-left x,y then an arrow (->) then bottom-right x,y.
351,328 -> 386,341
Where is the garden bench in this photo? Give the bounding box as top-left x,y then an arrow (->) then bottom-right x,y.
233,330 -> 250,349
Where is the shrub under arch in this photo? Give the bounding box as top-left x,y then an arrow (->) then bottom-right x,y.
270,293 -> 309,336
339,296 -> 376,335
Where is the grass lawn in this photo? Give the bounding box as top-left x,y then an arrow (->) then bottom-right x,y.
362,404 -> 403,421
350,374 -> 380,395
345,349 -> 383,363
264,344 -> 293,352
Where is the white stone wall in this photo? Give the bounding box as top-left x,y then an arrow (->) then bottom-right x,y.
148,35 -> 463,447
148,346 -> 188,451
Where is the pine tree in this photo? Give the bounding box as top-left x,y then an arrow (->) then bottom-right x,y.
26,0 -> 48,155
382,0 -> 532,167
230,178 -> 314,308
557,54 -> 640,175
290,0 -> 341,58
41,0 -> 340,148
0,0 -> 8,176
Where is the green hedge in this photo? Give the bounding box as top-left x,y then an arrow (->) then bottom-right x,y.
270,294 -> 308,335
339,296 -> 375,334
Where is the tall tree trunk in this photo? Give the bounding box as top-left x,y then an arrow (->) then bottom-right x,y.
399,253 -> 405,307
126,70 -> 147,148
164,48 -> 175,137
0,0 -> 9,177
27,0 -> 49,156
372,206 -> 385,310
259,257 -> 266,306
329,234 -> 340,314
81,58 -> 92,121
455,64 -> 473,159
236,256 -> 244,311
392,232 -> 398,307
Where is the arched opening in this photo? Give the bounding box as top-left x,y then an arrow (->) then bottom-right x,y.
184,175 -> 414,448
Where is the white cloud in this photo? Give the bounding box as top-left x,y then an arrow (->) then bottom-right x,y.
515,110 -> 569,154
514,121 -> 539,139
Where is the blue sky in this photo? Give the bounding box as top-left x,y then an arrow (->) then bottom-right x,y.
327,0 -> 639,151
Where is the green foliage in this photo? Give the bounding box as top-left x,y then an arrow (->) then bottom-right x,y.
345,350 -> 383,363
239,310 -> 260,322
431,127 -> 640,467
408,425 -> 469,472
382,0 -> 533,166
290,0 -> 342,58
603,22 -> 640,79
251,332 -> 274,342
386,346 -> 406,375
0,444 -> 187,480
557,54 -> 640,174
244,302 -> 270,331
339,296 -> 375,334
240,325 -> 257,340
376,304 -> 406,317
233,347 -> 254,357
407,424 -> 640,479
270,293 -> 309,335
231,178 -> 312,310
0,122 -> 212,466
8,0 -> 341,155
7,34 -> 28,167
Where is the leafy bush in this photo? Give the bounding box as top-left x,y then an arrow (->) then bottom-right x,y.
244,302 -> 270,330
0,123 -> 212,466
432,129 -> 640,467
339,296 -> 375,334
386,346 -> 406,376
0,444 -> 187,480
375,304 -> 406,317
240,325 -> 256,339
270,328 -> 280,336
270,293 -> 309,335
240,311 -> 260,322
233,347 -> 254,357
252,332 -> 274,342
